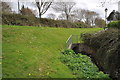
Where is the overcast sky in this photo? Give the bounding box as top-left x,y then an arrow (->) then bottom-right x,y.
75,0 -> 119,18
8,0 -> 120,19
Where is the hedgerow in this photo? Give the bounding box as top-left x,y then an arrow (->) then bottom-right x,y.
107,21 -> 120,29
81,29 -> 120,79
2,13 -> 91,28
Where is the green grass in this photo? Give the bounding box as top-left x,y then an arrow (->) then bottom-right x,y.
2,25 -> 102,78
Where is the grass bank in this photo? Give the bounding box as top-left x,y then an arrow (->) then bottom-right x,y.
2,25 -> 102,78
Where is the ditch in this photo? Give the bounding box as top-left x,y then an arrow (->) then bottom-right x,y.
71,43 -> 114,80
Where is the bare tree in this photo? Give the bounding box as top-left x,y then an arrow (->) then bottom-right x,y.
81,10 -> 99,26
85,11 -> 91,25
74,9 -> 90,24
62,8 -> 99,24
98,0 -> 117,7
71,9 -> 86,22
52,2 -> 76,21
35,0 -> 53,18
57,13 -> 66,20
79,9 -> 88,22
73,9 -> 83,21
69,14 -> 77,22
2,2 -> 12,13
89,11 -> 99,26
47,13 -> 56,19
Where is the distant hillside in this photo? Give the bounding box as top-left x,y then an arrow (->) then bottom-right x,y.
2,13 -> 91,28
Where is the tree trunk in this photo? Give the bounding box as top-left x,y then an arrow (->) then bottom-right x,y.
66,14 -> 69,21
38,7 -> 41,18
39,13 -> 41,18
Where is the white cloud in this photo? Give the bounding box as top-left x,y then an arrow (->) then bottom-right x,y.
75,0 -> 119,18
8,0 -> 119,18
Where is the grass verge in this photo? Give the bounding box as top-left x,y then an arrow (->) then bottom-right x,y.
2,25 -> 102,78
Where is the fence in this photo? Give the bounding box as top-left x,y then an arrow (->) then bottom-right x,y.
66,35 -> 81,49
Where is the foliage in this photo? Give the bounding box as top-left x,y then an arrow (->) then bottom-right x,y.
75,22 -> 91,28
60,49 -> 110,79
1,2 -> 12,14
95,18 -> 105,28
2,13 -> 91,28
81,29 -> 120,79
62,49 -> 75,55
107,21 -> 120,29
20,5 -> 35,17
2,2 -> 12,14
2,25 -> 102,78
2,13 -> 39,26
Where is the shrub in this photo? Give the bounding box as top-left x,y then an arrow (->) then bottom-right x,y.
61,49 -> 75,55
107,21 -> 120,29
60,49 -> 110,79
75,22 -> 91,28
2,13 -> 39,26
81,29 -> 120,79
20,5 -> 35,17
2,13 -> 92,28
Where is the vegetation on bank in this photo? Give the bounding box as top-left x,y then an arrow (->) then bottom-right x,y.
81,29 -> 120,79
60,49 -> 110,79
2,2 -> 106,28
107,21 -> 120,29
2,25 -> 102,78
2,13 -> 91,28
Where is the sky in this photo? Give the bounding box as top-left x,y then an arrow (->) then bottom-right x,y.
75,0 -> 119,18
6,0 -> 120,19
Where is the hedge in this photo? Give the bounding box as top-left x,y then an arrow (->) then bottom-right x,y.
81,29 -> 120,79
107,21 -> 120,29
2,13 -> 91,28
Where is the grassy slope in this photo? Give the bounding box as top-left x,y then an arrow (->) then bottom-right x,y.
2,25 -> 102,78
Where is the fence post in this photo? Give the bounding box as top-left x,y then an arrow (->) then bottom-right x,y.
66,35 -> 72,49
66,35 -> 80,49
